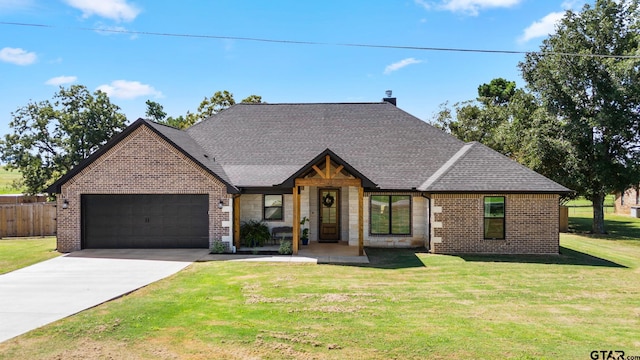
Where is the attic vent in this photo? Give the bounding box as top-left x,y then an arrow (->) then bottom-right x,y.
383,90 -> 397,106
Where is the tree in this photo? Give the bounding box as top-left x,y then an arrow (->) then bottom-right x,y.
432,78 -> 531,157
519,0 -> 640,233
0,85 -> 127,194
195,91 -> 262,122
144,100 -> 166,122
146,91 -> 262,129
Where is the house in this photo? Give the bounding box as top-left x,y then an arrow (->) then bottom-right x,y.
614,186 -> 640,216
48,97 -> 570,255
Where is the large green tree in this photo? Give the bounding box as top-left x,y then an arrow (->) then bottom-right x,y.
432,78 -> 538,158
146,91 -> 262,129
520,0 -> 640,233
0,85 -> 127,194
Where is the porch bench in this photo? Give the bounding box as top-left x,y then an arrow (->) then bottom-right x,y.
271,226 -> 293,244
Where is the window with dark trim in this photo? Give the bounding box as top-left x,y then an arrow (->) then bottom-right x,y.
484,196 -> 505,239
370,195 -> 411,235
264,194 -> 283,221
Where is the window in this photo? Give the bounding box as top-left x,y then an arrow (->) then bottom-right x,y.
484,197 -> 505,239
370,195 -> 411,235
264,195 -> 283,221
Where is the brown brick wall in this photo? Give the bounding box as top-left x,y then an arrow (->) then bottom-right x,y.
431,193 -> 559,254
614,188 -> 640,215
56,126 -> 229,252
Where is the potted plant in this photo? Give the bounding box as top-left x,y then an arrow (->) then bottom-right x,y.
300,216 -> 310,245
239,220 -> 271,247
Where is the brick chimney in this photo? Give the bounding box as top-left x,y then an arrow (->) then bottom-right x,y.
382,90 -> 396,106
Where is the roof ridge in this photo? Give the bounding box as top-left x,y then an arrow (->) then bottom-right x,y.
236,102 -> 390,105
417,142 -> 476,191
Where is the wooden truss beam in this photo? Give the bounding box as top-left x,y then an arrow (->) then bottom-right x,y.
295,178 -> 361,187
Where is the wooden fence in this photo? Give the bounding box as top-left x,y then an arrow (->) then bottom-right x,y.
0,202 -> 56,238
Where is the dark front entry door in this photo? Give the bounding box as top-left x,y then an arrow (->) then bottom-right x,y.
319,189 -> 340,242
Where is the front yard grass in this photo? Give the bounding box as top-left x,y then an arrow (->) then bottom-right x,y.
1,230 -> 639,359
0,237 -> 58,275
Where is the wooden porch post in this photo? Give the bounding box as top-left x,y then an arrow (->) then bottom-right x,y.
233,195 -> 241,250
358,186 -> 364,256
293,184 -> 300,255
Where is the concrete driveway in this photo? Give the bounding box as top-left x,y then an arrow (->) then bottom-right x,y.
0,249 -> 209,343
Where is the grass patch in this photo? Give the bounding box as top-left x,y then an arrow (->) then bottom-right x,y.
569,208 -> 640,240
1,234 -> 639,359
565,195 -> 615,216
0,168 -> 23,194
0,237 -> 59,274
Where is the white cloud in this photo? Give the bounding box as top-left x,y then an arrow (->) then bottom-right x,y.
518,11 -> 564,43
0,47 -> 36,65
96,80 -> 162,99
439,0 -> 522,15
561,0 -> 585,10
0,0 -> 34,11
384,58 -> 423,75
414,0 -> 431,10
64,0 -> 140,22
45,76 -> 78,86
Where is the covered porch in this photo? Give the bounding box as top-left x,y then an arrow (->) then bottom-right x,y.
236,240 -> 369,264
232,149 -> 377,257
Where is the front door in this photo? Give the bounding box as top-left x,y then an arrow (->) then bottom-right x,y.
319,189 -> 340,242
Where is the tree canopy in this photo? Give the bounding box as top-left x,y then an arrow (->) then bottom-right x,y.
519,0 -> 640,233
432,78 -> 539,159
0,85 -> 127,194
146,91 -> 262,129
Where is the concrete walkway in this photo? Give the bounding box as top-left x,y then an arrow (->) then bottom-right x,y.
0,249 -> 208,343
204,241 -> 370,264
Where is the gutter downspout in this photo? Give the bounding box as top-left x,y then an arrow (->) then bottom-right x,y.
421,193 -> 431,253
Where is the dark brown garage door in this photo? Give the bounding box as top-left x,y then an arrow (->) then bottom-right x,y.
81,194 -> 209,249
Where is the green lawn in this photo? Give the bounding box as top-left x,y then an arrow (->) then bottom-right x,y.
0,237 -> 59,275
565,195 -> 615,215
1,230 -> 638,359
0,167 -> 23,194
569,205 -> 640,240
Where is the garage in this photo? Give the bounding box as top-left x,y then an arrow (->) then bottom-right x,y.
81,194 -> 209,249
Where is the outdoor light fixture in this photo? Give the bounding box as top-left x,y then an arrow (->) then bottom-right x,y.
218,200 -> 224,209
62,199 -> 69,209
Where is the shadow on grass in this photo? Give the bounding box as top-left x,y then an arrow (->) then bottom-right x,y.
357,247 -> 428,269
569,217 -> 640,240
458,246 -> 626,268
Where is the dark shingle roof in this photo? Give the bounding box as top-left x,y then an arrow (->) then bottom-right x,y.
420,142 -> 570,192
187,102 -> 467,190
48,102 -> 570,194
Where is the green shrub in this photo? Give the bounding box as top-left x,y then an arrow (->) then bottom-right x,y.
239,220 -> 271,247
210,240 -> 226,254
278,240 -> 292,255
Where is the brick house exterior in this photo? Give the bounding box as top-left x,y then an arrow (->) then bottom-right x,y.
614,186 -> 640,216
431,193 -> 559,254
52,124 -> 234,253
49,101 -> 569,255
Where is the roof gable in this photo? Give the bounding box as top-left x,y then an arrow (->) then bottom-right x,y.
47,119 -> 238,194
279,148 -> 377,188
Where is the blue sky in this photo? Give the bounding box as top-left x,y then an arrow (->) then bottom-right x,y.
0,0 -> 588,136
